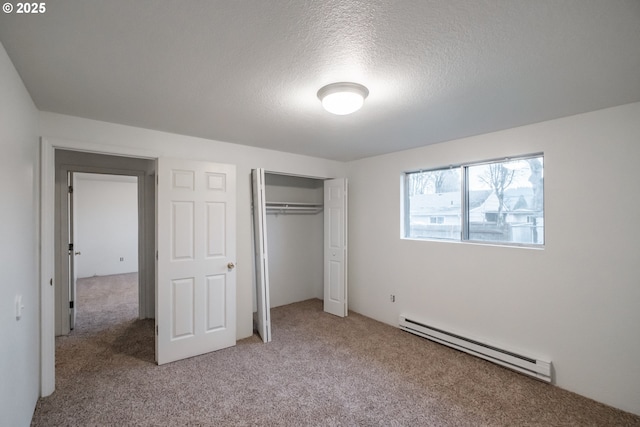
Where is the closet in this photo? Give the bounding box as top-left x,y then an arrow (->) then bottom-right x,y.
252,169 -> 347,343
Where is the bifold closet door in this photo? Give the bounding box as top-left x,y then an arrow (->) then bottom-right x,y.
252,172 -> 347,331
252,168 -> 271,343
324,178 -> 348,317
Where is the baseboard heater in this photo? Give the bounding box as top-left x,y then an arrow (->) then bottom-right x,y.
399,315 -> 552,382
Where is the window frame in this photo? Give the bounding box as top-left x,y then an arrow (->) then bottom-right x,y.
403,153 -> 544,248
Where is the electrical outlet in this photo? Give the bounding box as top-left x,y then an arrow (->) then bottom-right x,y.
390,294 -> 395,302
120,257 -> 124,261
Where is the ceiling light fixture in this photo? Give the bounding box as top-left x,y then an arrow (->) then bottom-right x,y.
317,82 -> 369,115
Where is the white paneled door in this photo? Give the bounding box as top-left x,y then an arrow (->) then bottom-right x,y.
324,178 -> 348,317
251,168 -> 271,343
156,158 -> 236,365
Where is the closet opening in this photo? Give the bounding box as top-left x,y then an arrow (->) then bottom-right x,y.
252,169 -> 347,343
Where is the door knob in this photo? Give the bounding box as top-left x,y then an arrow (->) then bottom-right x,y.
227,262 -> 235,270
75,251 -> 81,255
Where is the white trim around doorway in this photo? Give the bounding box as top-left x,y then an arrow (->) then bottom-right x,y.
39,137 -> 159,396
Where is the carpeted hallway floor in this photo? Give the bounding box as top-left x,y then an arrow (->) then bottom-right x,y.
31,273 -> 640,426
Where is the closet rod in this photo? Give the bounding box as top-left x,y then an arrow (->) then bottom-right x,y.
265,201 -> 323,214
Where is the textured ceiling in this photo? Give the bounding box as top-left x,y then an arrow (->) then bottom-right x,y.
1,1 -> 639,161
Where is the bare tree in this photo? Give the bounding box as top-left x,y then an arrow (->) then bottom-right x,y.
408,169 -> 459,196
479,164 -> 515,225
407,171 -> 431,196
433,169 -> 459,193
527,158 -> 543,242
527,158 -> 543,211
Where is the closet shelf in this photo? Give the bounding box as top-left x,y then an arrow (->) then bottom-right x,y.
265,201 -> 323,214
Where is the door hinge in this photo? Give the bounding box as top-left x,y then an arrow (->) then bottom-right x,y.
156,325 -> 159,335
69,301 -> 74,309
68,185 -> 73,194
156,250 -> 158,260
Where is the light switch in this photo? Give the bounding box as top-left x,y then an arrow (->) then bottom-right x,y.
15,295 -> 24,320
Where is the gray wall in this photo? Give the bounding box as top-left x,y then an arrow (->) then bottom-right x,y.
74,173 -> 139,278
347,102 -> 640,415
0,41 -> 39,427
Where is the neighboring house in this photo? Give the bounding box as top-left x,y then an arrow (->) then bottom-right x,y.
408,191 -> 462,239
409,188 -> 543,243
469,188 -> 543,244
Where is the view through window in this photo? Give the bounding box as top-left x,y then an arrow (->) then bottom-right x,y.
404,154 -> 544,246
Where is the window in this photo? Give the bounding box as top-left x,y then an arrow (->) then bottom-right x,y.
403,154 -> 544,246
404,168 -> 461,240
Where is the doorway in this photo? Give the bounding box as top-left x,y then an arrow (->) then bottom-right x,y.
43,144 -> 238,395
54,150 -> 156,336
41,142 -> 159,396
70,172 -> 140,330
252,169 -> 348,343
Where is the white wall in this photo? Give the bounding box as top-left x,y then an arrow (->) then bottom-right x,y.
0,42 -> 40,426
39,112 -> 346,341
74,173 -> 138,278
347,102 -> 640,415
265,174 -> 324,307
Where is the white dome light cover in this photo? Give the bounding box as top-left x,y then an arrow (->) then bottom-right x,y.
317,82 -> 369,115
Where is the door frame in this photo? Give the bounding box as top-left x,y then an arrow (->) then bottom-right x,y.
251,170 -> 348,343
40,137 -> 159,396
55,161 -> 148,335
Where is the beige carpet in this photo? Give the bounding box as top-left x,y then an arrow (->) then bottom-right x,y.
32,273 -> 640,426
